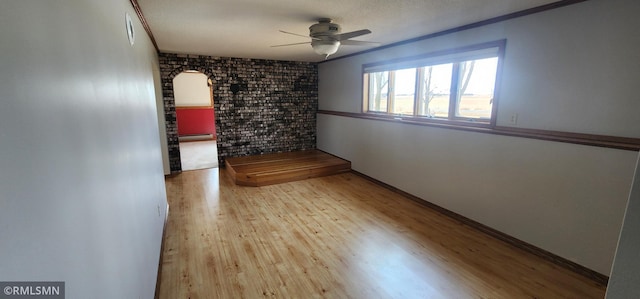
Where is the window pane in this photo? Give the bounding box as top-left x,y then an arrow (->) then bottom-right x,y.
390,68 -> 416,115
368,71 -> 389,112
456,57 -> 498,119
417,63 -> 452,118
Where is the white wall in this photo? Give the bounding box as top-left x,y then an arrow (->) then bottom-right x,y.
173,72 -> 212,107
317,0 -> 639,275
606,156 -> 640,298
0,1 -> 167,298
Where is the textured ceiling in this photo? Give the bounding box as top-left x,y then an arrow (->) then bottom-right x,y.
136,0 -> 559,62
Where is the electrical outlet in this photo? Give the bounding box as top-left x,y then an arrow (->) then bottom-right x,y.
510,113 -> 518,125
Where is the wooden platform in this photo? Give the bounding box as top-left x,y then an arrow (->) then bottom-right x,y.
224,150 -> 351,186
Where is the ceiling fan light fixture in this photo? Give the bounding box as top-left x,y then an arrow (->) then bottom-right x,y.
275,19 -> 373,59
311,40 -> 340,58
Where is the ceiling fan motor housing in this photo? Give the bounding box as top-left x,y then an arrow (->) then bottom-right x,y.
309,19 -> 341,39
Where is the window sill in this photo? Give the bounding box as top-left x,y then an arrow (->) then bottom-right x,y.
365,112 -> 492,128
317,110 -> 640,151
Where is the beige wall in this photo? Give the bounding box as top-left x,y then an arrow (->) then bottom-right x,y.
0,0 -> 167,297
606,156 -> 640,298
173,72 -> 212,107
317,0 -> 640,275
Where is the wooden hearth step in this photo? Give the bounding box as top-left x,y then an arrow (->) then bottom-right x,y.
225,150 -> 351,186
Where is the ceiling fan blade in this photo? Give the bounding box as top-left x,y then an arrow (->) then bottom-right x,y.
336,29 -> 372,41
278,30 -> 311,39
340,40 -> 380,46
271,41 -> 311,47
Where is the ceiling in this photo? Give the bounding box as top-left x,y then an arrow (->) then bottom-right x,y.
136,0 -> 560,62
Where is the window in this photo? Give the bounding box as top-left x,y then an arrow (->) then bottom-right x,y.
363,40 -> 504,126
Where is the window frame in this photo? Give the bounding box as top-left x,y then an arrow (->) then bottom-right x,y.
362,40 -> 506,128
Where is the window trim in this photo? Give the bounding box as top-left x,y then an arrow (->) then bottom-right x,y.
362,39 -> 506,128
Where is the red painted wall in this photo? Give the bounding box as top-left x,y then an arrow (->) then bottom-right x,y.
176,108 -> 216,137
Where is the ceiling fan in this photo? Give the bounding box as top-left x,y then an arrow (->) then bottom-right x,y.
272,18 -> 378,59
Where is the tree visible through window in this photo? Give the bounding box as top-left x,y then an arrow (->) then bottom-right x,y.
417,63 -> 452,118
363,40 -> 504,125
368,71 -> 388,112
456,58 -> 498,119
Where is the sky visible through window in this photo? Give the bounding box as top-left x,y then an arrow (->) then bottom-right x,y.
394,58 -> 498,95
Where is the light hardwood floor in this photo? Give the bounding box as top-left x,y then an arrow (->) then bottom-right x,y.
159,168 -> 605,298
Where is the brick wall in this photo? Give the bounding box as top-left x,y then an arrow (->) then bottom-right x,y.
158,53 -> 318,173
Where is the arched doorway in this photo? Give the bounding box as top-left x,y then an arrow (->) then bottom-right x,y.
173,70 -> 218,171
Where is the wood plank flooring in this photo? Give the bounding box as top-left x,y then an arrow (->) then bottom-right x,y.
159,168 -> 605,298
225,150 -> 351,186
